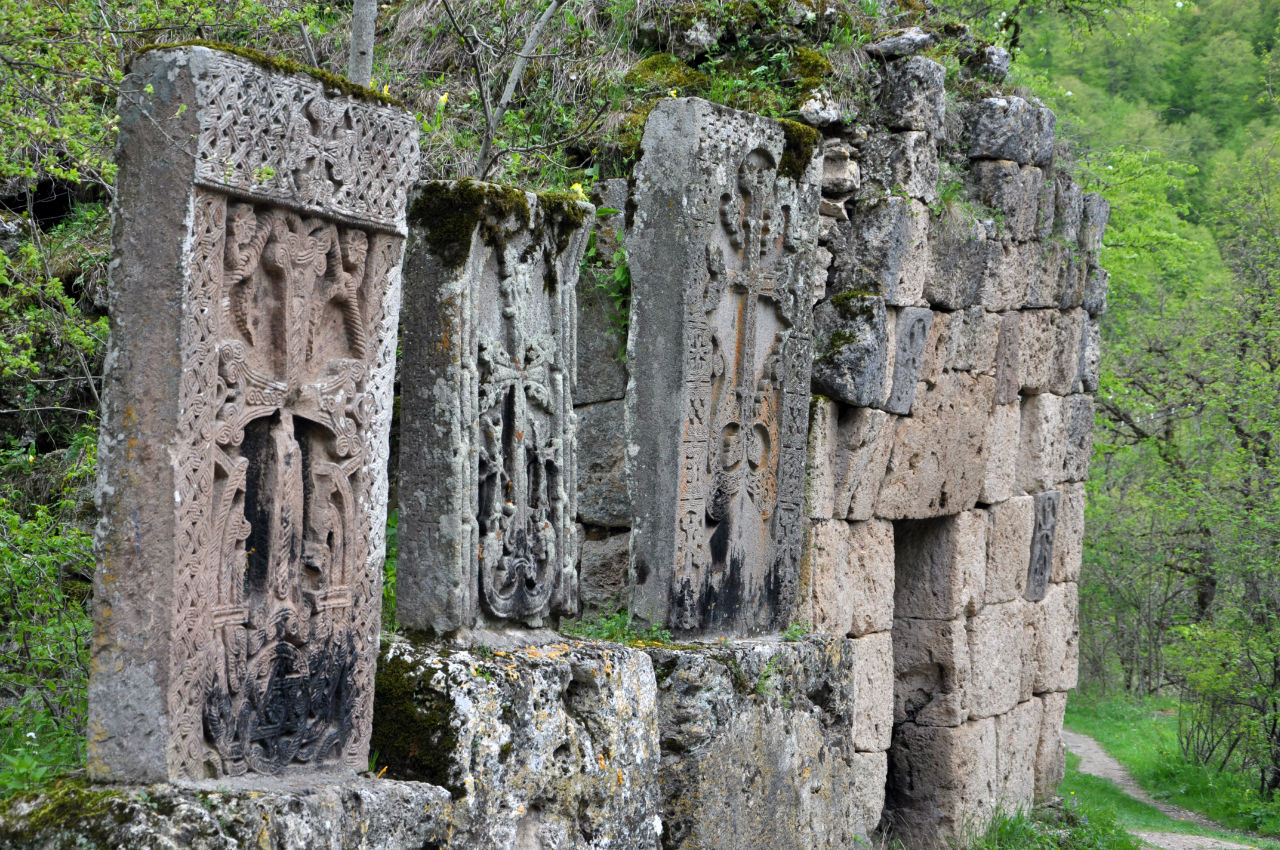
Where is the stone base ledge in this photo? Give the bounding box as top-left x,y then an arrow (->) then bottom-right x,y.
0,776 -> 451,850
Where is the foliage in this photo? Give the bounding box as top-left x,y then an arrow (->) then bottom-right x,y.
1066,692 -> 1280,837
0,432 -> 94,796
560,610 -> 672,646
781,621 -> 811,641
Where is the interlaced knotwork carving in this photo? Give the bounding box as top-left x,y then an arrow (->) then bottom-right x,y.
670,145 -> 814,633
170,188 -> 400,778
191,52 -> 418,233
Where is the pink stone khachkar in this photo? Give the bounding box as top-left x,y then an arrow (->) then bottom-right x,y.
88,46 -> 417,782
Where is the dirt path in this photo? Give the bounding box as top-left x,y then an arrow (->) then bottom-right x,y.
1060,729 -> 1255,850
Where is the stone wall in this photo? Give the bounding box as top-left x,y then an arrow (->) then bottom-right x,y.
6,28 -> 1107,850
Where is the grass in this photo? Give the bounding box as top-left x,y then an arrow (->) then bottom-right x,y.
1066,692 -> 1280,837
958,798 -> 1143,850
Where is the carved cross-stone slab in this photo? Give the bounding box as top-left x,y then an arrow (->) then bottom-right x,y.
397,182 -> 593,634
627,98 -> 822,635
89,46 -> 417,783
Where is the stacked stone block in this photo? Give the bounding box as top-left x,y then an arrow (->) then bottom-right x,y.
804,40 -> 1103,848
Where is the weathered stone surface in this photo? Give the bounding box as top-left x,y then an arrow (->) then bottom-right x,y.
650,637 -> 878,848
1018,308 -> 1085,396
807,396 -> 839,519
966,601 -> 1025,719
1035,691 -> 1068,799
1061,393 -> 1094,483
0,778 -> 453,850
1054,172 -> 1084,245
859,131 -> 939,203
971,161 -> 1044,242
894,616 -> 971,727
835,406 -> 895,521
982,238 -> 1039,311
918,309 -> 951,387
822,138 -> 860,196
979,401 -> 1021,505
994,311 -> 1021,405
965,45 -> 1012,82
876,373 -> 995,519
1084,265 -> 1109,317
375,636 -> 662,848
886,306 -> 934,414
1078,316 -> 1102,393
812,294 -> 889,408
1035,582 -> 1080,692
925,216 -> 995,310
400,182 -> 590,633
832,197 -> 928,306
91,46 -> 418,782
866,26 -> 935,57
894,510 -> 986,621
1018,393 -> 1066,494
1051,482 -> 1085,584
946,307 -> 1002,374
627,98 -> 820,636
810,519 -> 895,637
995,697 -> 1044,811
985,496 -> 1034,604
967,96 -> 1055,167
577,400 -> 631,527
883,717 -> 999,848
1026,490 -> 1060,603
853,630 -> 895,751
882,56 -> 947,132
1080,192 -> 1110,254
576,178 -> 630,404
579,531 -> 631,614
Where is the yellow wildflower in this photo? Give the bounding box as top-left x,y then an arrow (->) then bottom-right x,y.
669,88 -> 678,97
569,182 -> 587,200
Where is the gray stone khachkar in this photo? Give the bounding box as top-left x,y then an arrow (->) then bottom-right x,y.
89,46 -> 417,781
397,182 -> 592,634
627,98 -> 822,635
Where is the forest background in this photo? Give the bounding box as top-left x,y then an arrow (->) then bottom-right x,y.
1,0 -> 1278,835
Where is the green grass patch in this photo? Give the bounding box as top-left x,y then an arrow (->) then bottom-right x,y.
958,798 -> 1143,850
1066,692 -> 1280,837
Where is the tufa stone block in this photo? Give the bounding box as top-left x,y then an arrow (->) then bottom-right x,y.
1017,393 -> 1066,494
836,406 -> 896,521
893,511 -> 986,621
885,306 -> 934,414
626,98 -> 821,635
965,601 -> 1027,719
985,495 -> 1034,604
979,401 -> 1021,505
579,530 -> 631,615
859,131 -> 940,203
852,630 -> 895,751
90,46 -> 418,782
1061,393 -> 1095,483
810,519 -> 895,637
400,181 -> 591,634
577,399 -> 632,527
1035,581 -> 1080,692
881,55 -> 947,133
995,696 -> 1044,811
576,178 -> 630,404
1035,691 -> 1069,799
1051,482 -> 1086,584
967,97 -> 1056,167
812,294 -> 890,409
806,396 -> 839,519
1018,308 -> 1085,396
894,616 -> 971,727
876,373 -> 995,519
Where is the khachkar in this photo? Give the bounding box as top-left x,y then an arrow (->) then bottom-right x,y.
88,46 -> 417,782
627,98 -> 822,635
397,182 -> 592,634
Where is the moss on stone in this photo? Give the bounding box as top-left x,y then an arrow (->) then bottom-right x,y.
134,40 -> 402,107
623,54 -> 709,93
539,191 -> 592,256
0,778 -> 128,847
792,47 -> 833,79
409,179 -> 532,270
371,646 -> 463,798
777,119 -> 820,182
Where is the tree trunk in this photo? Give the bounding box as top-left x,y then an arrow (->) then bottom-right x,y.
349,0 -> 376,87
